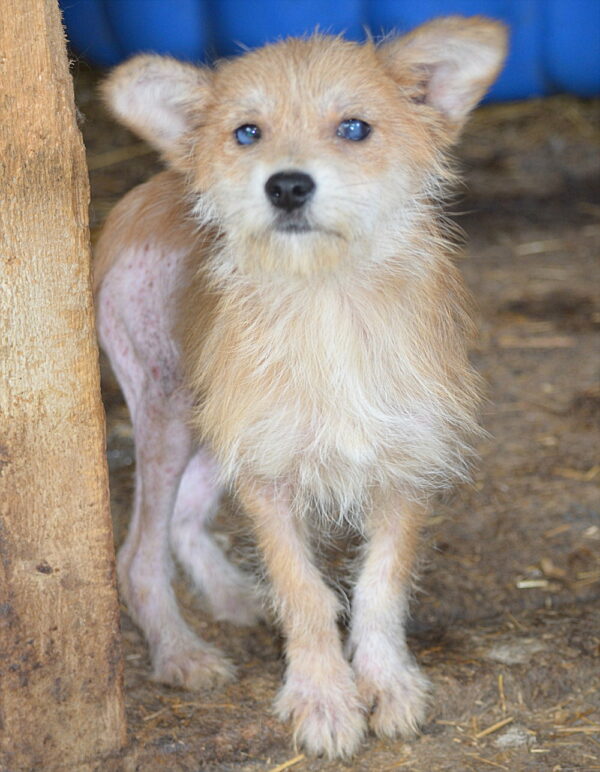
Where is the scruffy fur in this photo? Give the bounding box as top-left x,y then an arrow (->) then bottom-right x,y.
95,18 -> 507,759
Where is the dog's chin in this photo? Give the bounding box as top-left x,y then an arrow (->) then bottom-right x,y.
232,222 -> 349,277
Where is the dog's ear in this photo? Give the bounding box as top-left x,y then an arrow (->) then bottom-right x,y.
101,55 -> 212,161
378,16 -> 508,133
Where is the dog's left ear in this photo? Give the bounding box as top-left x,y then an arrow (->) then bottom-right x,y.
378,16 -> 508,134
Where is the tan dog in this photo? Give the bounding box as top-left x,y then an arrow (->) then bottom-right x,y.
95,17 -> 507,758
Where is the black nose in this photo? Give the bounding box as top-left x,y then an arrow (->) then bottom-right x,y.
265,171 -> 315,212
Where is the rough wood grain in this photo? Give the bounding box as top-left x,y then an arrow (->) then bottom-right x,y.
0,1 -> 126,768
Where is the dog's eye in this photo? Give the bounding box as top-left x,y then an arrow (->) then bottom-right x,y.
234,124 -> 262,146
336,119 -> 371,142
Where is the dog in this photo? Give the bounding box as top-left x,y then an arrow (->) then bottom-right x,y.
94,17 -> 507,758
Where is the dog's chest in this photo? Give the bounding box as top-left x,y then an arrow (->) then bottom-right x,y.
198,282 -> 417,486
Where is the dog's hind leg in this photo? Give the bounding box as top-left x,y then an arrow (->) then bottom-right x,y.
237,480 -> 366,759
348,493 -> 430,738
117,392 -> 234,690
98,278 -> 234,688
170,447 -> 263,626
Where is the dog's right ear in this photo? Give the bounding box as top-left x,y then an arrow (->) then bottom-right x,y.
378,17 -> 507,137
101,55 -> 212,162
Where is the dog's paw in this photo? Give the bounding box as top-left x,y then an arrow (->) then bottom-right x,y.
151,639 -> 235,690
352,646 -> 430,738
275,669 -> 366,758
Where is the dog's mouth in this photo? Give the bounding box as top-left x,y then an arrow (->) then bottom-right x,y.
271,214 -> 344,240
273,212 -> 313,234
275,222 -> 313,234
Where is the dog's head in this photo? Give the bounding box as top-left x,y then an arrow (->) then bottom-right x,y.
103,17 -> 507,276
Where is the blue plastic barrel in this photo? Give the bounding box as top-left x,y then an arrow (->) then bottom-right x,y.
545,0 -> 600,96
61,0 -> 122,67
60,0 -> 600,99
104,0 -> 209,62
207,0 -> 364,57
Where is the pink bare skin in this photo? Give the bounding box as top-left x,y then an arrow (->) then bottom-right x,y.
97,236 -> 263,689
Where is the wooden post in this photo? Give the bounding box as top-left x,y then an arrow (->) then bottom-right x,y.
0,1 -> 126,768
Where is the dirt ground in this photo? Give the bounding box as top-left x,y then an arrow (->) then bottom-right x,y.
75,64 -> 600,771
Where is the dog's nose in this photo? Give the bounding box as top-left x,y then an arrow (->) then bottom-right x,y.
265,171 -> 315,212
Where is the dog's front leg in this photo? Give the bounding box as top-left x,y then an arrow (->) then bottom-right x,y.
348,493 -> 430,739
238,481 -> 366,759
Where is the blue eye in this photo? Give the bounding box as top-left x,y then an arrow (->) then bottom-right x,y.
336,118 -> 371,142
234,124 -> 261,145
